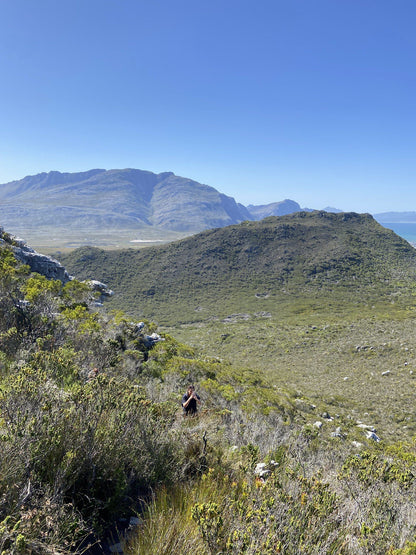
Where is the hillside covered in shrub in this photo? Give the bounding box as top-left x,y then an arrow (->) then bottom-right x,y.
58,211 -> 416,325
2,227 -> 416,553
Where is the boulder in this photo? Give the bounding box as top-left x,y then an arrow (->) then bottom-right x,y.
144,332 -> 165,347
12,243 -> 71,283
365,430 -> 381,442
331,427 -> 345,439
254,462 -> 271,480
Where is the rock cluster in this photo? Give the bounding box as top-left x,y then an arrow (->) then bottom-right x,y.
1,229 -> 116,302
87,279 -> 114,305
11,239 -> 71,283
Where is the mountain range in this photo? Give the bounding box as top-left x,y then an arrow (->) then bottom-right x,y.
0,169 -> 309,247
0,169 -> 245,232
1,168 -> 414,248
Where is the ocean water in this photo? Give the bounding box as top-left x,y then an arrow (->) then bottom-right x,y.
380,222 -> 416,245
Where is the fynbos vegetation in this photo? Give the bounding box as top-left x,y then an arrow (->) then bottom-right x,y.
58,211 -> 416,324
1,217 -> 416,553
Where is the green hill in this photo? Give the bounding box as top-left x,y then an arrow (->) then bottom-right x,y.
57,211 -> 416,325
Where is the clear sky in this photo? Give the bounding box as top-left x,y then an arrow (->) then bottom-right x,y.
0,0 -> 415,213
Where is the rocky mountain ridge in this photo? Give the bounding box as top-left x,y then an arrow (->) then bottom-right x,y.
0,168 -> 252,235
2,168 -> 413,249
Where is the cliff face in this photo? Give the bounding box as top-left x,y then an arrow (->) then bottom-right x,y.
12,242 -> 71,283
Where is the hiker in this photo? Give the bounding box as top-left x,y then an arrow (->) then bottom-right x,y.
182,385 -> 201,416
87,367 -> 99,381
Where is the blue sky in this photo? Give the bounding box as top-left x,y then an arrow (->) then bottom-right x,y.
0,0 -> 415,213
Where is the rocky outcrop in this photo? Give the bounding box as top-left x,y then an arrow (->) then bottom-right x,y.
2,229 -> 118,313
12,242 -> 71,283
86,279 -> 114,305
2,230 -> 116,305
0,228 -> 71,283
254,460 -> 279,481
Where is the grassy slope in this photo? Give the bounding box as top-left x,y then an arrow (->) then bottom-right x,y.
58,211 -> 416,439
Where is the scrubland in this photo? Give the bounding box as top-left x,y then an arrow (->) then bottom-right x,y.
3,215 -> 416,553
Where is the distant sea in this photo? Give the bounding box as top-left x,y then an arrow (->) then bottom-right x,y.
380,222 -> 416,245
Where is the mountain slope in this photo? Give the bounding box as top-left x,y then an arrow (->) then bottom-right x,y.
0,168 -> 252,240
246,199 -> 302,219
3,224 -> 416,554
58,211 -> 416,324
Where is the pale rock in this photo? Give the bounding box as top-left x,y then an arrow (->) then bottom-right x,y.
351,441 -> 363,448
331,427 -> 345,439
254,462 -> 271,479
365,430 -> 381,442
12,242 -> 71,283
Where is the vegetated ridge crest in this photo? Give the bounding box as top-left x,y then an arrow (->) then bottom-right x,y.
58,211 -> 416,324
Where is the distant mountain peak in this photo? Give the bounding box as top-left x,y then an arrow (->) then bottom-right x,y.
246,199 -> 301,219
323,206 -> 343,213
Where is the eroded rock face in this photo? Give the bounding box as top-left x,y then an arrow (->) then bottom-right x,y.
0,227 -> 70,283
3,231 -> 117,303
12,242 -> 71,283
